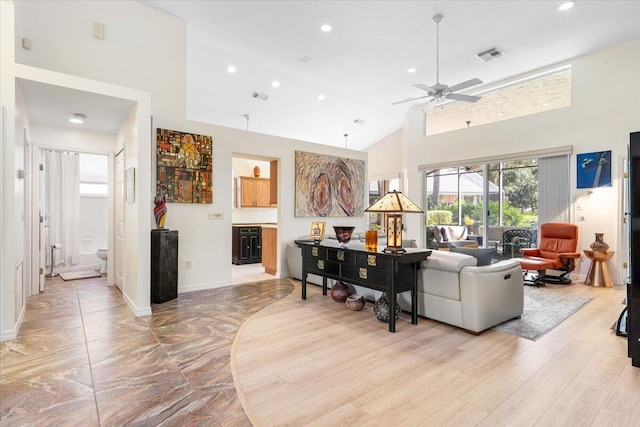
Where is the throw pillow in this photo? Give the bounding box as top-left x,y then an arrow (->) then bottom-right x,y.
440,227 -> 449,242
450,246 -> 495,266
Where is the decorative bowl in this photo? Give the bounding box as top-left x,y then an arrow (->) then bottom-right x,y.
333,226 -> 355,247
346,294 -> 366,311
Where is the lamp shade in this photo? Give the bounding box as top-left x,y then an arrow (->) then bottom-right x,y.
364,190 -> 423,213
364,191 -> 423,253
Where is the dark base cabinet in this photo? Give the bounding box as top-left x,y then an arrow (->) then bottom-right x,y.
151,229 -> 178,304
232,226 -> 262,264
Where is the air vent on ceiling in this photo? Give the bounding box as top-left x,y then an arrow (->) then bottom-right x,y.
251,91 -> 269,101
476,47 -> 505,62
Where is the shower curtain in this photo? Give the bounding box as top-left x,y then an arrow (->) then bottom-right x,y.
45,150 -> 80,267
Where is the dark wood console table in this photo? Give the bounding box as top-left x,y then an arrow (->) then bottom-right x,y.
295,240 -> 430,332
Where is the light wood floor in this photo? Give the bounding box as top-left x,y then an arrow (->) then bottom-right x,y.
233,281 -> 639,426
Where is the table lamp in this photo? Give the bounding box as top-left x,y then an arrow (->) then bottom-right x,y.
364,190 -> 423,253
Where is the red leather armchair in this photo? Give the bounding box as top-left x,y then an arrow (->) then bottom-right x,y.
519,223 -> 580,286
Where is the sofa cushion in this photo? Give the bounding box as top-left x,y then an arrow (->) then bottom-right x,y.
440,227 -> 449,242
446,226 -> 468,241
450,247 -> 496,266
422,250 -> 477,272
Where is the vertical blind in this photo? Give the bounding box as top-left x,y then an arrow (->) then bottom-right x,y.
538,155 -> 570,224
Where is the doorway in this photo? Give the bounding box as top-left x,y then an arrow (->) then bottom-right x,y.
231,154 -> 279,284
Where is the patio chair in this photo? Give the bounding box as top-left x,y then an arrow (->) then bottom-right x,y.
496,229 -> 534,260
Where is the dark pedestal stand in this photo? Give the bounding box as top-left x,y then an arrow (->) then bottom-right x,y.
151,229 -> 178,304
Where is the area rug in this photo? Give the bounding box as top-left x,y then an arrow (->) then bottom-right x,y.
493,286 -> 592,340
59,270 -> 102,281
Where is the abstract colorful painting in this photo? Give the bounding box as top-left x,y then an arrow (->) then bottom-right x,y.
577,150 -> 611,188
156,128 -> 213,203
295,151 -> 365,217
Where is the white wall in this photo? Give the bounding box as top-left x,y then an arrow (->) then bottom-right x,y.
368,40 -> 640,284
14,0 -> 186,120
1,0 -> 20,339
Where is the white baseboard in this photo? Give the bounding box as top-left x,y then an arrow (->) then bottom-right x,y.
0,305 -> 24,341
179,280 -> 232,294
121,290 -> 152,317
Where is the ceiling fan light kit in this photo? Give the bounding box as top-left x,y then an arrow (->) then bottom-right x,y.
393,13 -> 483,106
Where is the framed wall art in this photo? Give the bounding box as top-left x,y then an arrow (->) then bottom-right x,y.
577,150 -> 611,188
156,128 -> 213,203
295,150 -> 365,217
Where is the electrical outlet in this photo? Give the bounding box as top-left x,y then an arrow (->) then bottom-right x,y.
207,212 -> 223,219
186,260 -> 192,269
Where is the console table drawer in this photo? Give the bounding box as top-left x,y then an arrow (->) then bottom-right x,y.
342,264 -> 390,284
327,249 -> 356,264
301,245 -> 327,259
304,257 -> 339,275
356,253 -> 392,271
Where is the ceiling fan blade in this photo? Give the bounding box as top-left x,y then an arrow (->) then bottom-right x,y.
391,95 -> 431,106
413,83 -> 437,94
448,78 -> 483,93
446,93 -> 481,103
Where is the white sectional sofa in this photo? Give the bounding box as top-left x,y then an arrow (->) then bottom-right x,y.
286,242 -> 524,333
397,251 -> 523,333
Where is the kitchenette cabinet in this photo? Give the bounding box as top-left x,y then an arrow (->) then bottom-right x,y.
232,226 -> 262,264
237,177 -> 270,207
261,226 -> 277,274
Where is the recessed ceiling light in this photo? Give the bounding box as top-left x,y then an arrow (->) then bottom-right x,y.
407,68 -> 417,73
69,113 -> 86,124
558,1 -> 575,11
320,24 -> 332,32
317,94 -> 326,101
272,81 -> 280,88
227,65 -> 237,74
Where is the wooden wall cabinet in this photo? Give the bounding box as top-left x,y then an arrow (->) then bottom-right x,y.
237,176 -> 271,207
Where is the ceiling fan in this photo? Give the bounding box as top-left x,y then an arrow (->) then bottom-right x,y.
392,14 -> 483,106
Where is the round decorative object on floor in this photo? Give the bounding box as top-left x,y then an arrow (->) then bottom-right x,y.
345,294 -> 365,311
373,292 -> 400,322
330,281 -> 349,302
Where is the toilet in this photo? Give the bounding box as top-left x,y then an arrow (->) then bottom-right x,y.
96,249 -> 108,274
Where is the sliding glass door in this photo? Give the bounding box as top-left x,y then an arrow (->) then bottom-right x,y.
424,158 -> 539,252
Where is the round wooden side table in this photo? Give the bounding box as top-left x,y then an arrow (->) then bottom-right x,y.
583,250 -> 614,287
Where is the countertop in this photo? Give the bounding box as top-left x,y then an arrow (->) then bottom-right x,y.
232,223 -> 277,229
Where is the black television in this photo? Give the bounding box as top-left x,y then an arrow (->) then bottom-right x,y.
629,131 -> 640,367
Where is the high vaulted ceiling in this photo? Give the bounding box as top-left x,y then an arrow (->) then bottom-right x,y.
141,1 -> 640,151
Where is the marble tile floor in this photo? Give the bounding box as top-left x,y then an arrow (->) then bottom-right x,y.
232,263 -> 274,285
0,275 -> 295,426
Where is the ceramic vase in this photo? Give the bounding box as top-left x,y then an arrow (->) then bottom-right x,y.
253,165 -> 261,177
330,281 -> 349,302
373,292 -> 400,322
590,233 -> 609,252
346,294 -> 365,311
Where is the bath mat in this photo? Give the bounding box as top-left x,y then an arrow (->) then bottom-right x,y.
59,270 -> 102,281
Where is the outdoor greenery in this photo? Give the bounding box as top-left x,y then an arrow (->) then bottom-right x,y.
427,159 -> 538,227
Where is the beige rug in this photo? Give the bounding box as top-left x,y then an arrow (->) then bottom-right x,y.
59,270 -> 102,281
